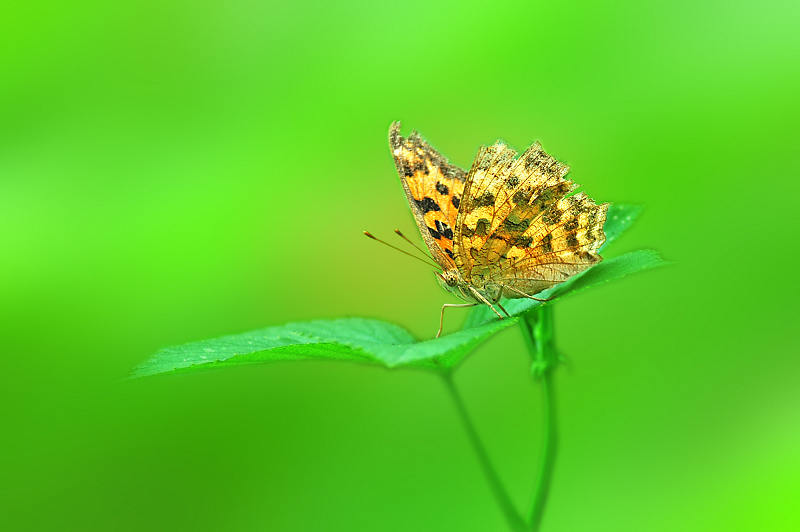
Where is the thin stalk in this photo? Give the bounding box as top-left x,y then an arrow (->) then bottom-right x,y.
521,306 -> 559,531
442,372 -> 526,532
528,365 -> 557,530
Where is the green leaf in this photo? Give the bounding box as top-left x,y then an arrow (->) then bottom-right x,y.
131,202 -> 665,379
462,249 -> 669,329
601,203 -> 643,251
131,317 -> 516,378
461,203 -> 651,329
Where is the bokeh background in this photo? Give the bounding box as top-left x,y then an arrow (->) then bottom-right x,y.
2,0 -> 798,530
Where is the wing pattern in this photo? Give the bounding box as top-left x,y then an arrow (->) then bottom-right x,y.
389,121 -> 466,268
388,122 -> 607,304
455,140 -> 608,299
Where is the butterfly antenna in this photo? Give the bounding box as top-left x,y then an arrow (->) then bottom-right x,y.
393,229 -> 434,260
364,231 -> 440,270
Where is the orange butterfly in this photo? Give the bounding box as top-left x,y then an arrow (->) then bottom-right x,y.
368,122 -> 608,337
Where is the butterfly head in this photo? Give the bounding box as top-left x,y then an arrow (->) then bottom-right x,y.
435,269 -> 459,287
434,269 -> 474,302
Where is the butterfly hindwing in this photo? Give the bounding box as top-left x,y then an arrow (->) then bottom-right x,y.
389,122 -> 466,268
493,191 -> 608,297
454,139 -> 608,298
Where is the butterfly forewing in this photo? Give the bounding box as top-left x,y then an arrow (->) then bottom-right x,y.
389,122 -> 466,269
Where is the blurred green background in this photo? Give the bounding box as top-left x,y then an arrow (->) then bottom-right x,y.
2,0 -> 798,529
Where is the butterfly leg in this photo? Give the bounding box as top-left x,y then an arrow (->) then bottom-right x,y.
438,303 -> 477,338
498,282 -> 555,302
466,286 -> 505,321
496,301 -> 511,317
490,289 -> 511,317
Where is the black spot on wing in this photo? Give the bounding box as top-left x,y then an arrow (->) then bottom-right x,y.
515,235 -> 533,248
540,233 -> 553,253
542,206 -> 563,225
451,195 -> 460,209
475,192 -> 496,209
415,197 -> 441,214
501,215 -> 530,233
513,188 -> 532,204
445,249 -> 454,259
565,232 -> 579,248
435,220 -> 454,240
573,250 -> 595,260
525,152 -> 544,168
564,217 -> 579,231
428,226 -> 442,240
475,218 -> 490,236
435,181 -> 449,195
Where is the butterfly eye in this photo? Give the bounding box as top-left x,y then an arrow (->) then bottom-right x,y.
435,271 -> 456,287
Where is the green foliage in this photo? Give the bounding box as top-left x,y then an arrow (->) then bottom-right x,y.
131,204 -> 666,378
462,249 -> 666,328
131,317 -> 513,378
601,203 -> 643,251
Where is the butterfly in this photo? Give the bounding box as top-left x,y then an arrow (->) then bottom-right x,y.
370,121 -> 608,337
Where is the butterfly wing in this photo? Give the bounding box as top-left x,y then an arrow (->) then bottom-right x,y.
389,122 -> 466,269
454,140 -> 608,297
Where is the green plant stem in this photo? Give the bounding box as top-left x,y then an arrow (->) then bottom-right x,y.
442,372 -> 526,532
521,306 -> 559,531
528,364 -> 557,530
